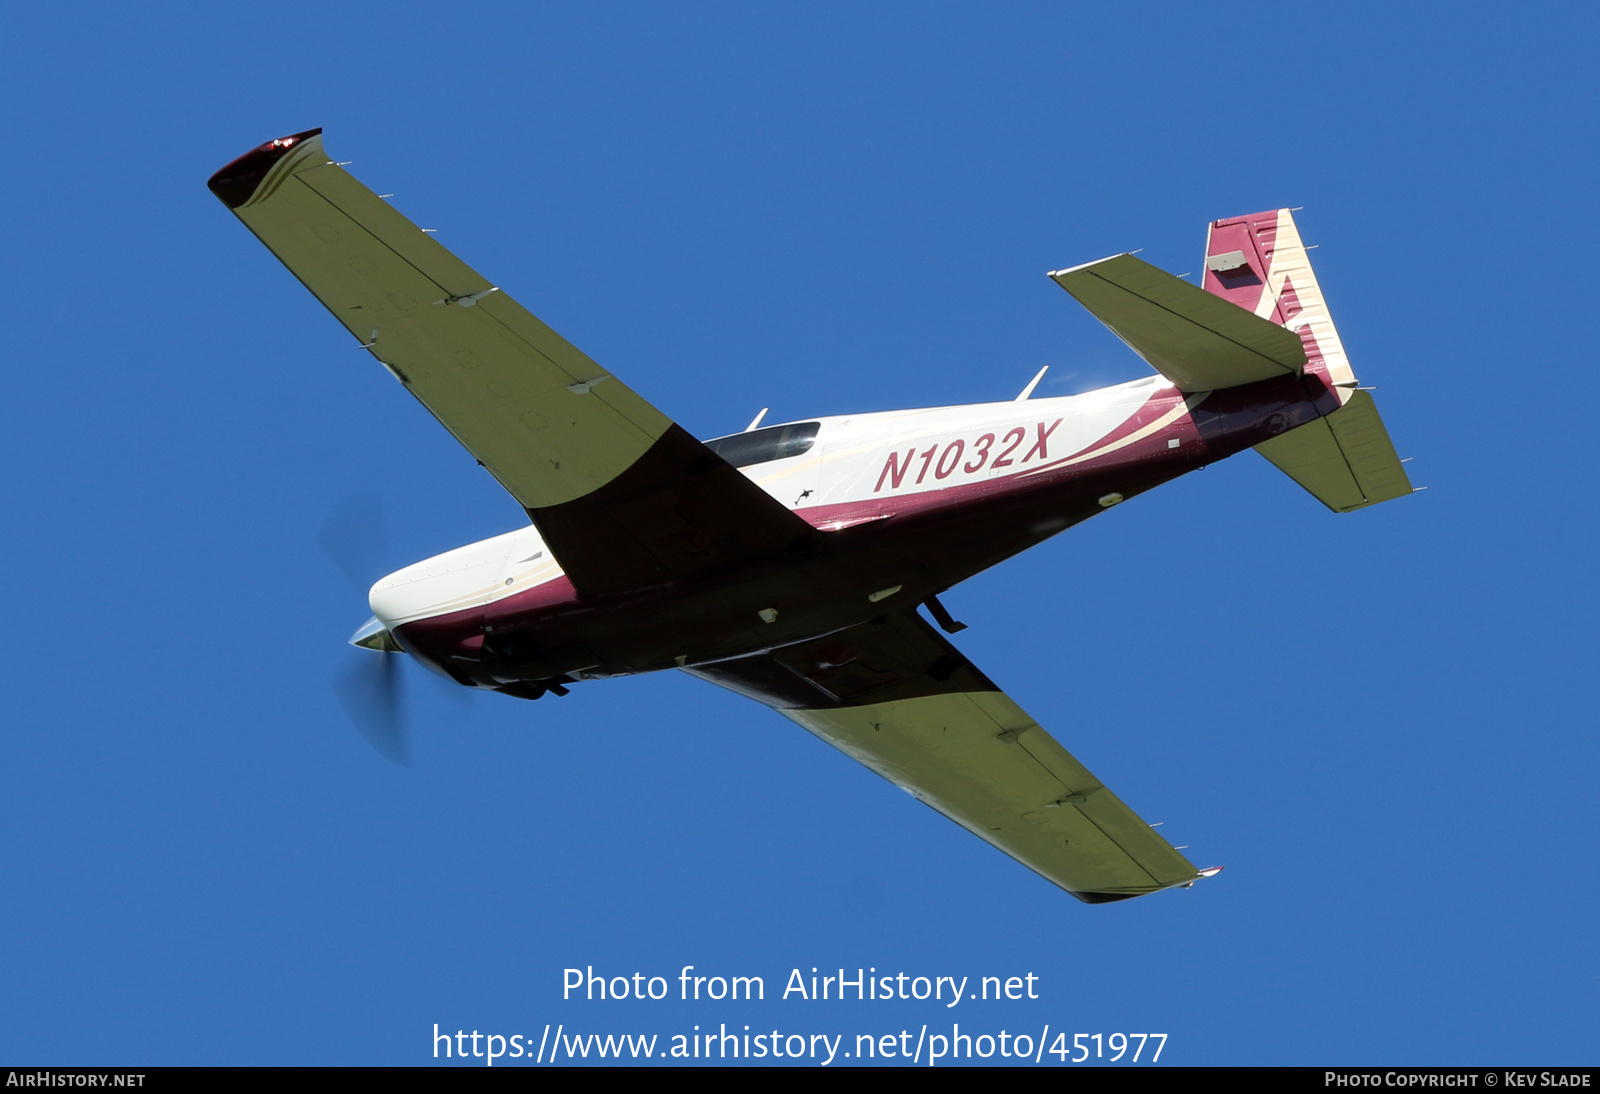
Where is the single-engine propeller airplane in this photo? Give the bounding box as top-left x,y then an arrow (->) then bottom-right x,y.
211,129 -> 1414,903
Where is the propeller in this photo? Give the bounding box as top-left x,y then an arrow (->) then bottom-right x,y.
317,492 -> 388,591
333,643 -> 409,765
319,493 -> 410,765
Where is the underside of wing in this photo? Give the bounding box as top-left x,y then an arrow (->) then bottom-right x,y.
210,130 -> 812,596
686,611 -> 1207,902
1050,253 -> 1306,392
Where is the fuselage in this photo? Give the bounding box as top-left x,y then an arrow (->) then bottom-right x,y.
374,368 -> 1337,696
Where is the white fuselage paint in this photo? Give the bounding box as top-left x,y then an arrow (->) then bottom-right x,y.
369,373 -> 1179,631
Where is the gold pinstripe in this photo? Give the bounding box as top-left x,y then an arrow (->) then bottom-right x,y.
1020,391 -> 1206,480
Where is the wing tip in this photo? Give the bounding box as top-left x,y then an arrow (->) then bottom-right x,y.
1073,866 -> 1224,903
1072,890 -> 1143,904
207,127 -> 324,208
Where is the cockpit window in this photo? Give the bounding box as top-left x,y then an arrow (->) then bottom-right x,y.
703,421 -> 821,468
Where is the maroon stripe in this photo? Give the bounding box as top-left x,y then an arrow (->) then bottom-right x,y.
1030,386 -> 1192,468
793,386 -> 1207,532
207,128 -> 323,209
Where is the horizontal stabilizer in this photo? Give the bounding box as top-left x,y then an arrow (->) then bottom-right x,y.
1050,253 -> 1306,392
1255,391 -> 1413,512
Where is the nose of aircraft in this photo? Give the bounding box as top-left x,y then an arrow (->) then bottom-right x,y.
349,615 -> 404,652
366,530 -> 513,632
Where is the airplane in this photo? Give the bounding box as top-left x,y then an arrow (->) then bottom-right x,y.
209,128 -> 1414,904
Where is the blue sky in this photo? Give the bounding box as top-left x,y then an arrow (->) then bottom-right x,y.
1,3 -> 1594,1066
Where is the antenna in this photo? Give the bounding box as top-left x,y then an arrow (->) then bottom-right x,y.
1015,366 -> 1049,401
744,407 -> 769,432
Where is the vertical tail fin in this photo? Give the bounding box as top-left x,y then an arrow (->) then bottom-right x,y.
1204,209 -> 1414,512
1204,208 -> 1357,402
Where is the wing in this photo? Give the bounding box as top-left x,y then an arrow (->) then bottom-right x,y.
209,129 -> 812,596
1050,253 -> 1306,392
685,610 -> 1208,902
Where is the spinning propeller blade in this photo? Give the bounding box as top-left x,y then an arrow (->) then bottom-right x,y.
333,647 -> 409,765
318,494 -> 473,763
320,494 -> 409,763
317,492 -> 388,594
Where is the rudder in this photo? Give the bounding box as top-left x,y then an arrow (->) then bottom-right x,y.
1205,209 -> 1413,512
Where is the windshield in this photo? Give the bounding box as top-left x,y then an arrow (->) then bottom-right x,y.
703,422 -> 821,468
